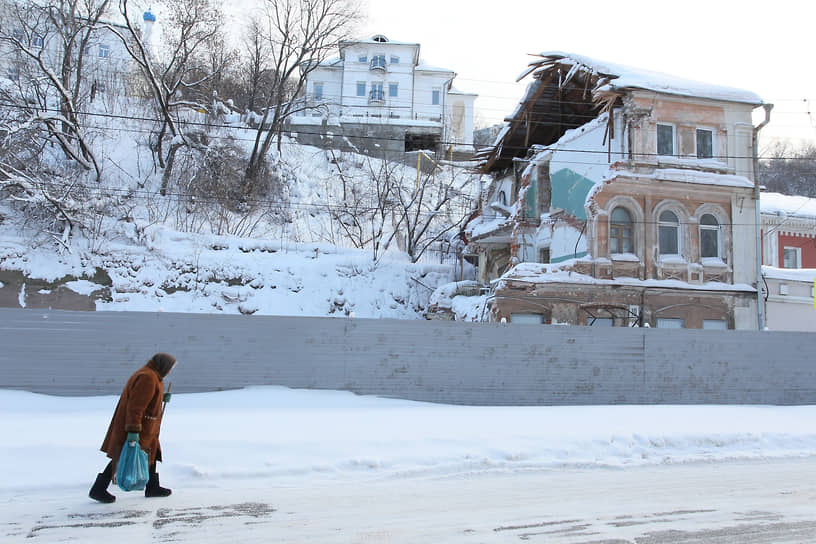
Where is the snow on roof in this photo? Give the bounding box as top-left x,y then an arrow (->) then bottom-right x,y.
760,192 -> 816,220
341,36 -> 420,47
523,52 -> 763,105
762,266 -> 816,283
650,168 -> 754,188
318,56 -> 343,67
465,215 -> 511,239
448,86 -> 477,96
415,61 -> 455,74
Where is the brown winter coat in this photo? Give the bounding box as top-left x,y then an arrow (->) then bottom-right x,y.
100,354 -> 175,466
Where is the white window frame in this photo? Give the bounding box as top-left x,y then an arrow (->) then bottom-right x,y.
657,318 -> 685,329
388,82 -> 398,98
702,319 -> 728,330
356,81 -> 366,97
431,88 -> 441,106
390,55 -> 399,64
510,313 -> 544,325
98,44 -> 110,58
371,54 -> 386,70
32,33 -> 44,48
657,123 -> 675,156
696,127 -> 715,160
7,66 -> 19,81
369,82 -> 384,102
783,246 -> 802,269
358,55 -> 367,63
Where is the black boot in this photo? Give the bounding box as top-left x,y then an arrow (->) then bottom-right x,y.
145,471 -> 172,498
89,472 -> 116,503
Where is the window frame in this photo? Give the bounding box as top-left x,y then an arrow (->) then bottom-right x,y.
356,81 -> 366,97
358,55 -> 367,63
510,313 -> 544,325
609,206 -> 634,255
369,81 -> 384,102
590,317 -> 614,327
313,82 -> 324,101
32,33 -> 44,48
98,44 -> 110,58
658,210 -> 681,257
388,82 -> 398,98
389,55 -> 399,64
783,246 -> 802,269
657,123 -> 675,156
656,318 -> 685,329
702,319 -> 728,330
431,88 -> 441,106
370,54 -> 386,70
699,213 -> 721,259
696,127 -> 714,159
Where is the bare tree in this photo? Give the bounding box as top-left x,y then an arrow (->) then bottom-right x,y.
392,164 -> 475,263
245,0 -> 358,181
0,0 -> 113,180
237,18 -> 272,112
759,140 -> 816,198
104,0 -> 226,193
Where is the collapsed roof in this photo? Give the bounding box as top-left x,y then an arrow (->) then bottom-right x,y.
476,52 -> 763,173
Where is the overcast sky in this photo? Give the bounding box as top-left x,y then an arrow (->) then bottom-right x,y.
361,0 -> 815,147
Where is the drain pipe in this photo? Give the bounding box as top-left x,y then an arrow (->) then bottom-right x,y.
752,103 -> 773,330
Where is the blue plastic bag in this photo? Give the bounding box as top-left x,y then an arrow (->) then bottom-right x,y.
116,438 -> 149,491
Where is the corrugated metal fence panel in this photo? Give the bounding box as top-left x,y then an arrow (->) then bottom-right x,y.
1,308 -> 814,405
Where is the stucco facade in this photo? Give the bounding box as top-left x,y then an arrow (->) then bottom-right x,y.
294,34 -> 476,155
760,193 -> 816,269
463,53 -> 766,330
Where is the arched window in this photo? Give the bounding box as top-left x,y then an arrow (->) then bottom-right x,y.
609,207 -> 633,254
498,190 -> 507,206
699,214 -> 720,258
658,211 -> 680,255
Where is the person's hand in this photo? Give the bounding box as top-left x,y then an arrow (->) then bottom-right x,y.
163,392 -> 172,403
127,432 -> 139,444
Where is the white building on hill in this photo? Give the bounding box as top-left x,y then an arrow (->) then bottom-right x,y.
294,34 -> 476,156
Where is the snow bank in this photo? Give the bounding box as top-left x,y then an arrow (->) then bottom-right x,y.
1,387 -> 815,492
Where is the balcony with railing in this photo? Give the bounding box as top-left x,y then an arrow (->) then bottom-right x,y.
368,88 -> 385,104
369,55 -> 386,72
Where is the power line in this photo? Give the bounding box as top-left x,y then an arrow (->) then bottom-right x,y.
2,99 -> 812,163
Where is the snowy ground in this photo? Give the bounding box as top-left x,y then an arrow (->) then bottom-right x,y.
2,387 -> 816,542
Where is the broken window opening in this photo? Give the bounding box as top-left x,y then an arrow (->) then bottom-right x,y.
405,133 -> 439,152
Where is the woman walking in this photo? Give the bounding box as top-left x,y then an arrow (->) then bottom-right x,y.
89,352 -> 176,503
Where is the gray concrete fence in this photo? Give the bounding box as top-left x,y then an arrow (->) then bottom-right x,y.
1,308 -> 814,405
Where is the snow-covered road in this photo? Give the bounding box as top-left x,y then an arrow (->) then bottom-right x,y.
2,387 -> 816,542
3,458 -> 816,543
